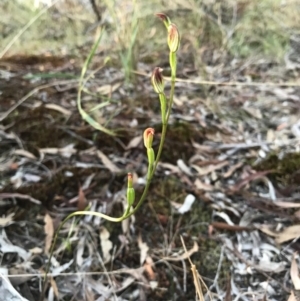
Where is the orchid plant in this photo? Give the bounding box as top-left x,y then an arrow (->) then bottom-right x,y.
43,13 -> 180,291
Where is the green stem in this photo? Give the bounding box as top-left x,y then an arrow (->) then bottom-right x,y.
159,93 -> 167,124
43,51 -> 178,299
168,52 -> 177,119
122,50 -> 177,219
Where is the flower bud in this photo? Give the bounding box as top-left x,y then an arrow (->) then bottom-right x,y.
156,13 -> 171,28
167,23 -> 180,53
147,148 -> 155,166
143,128 -> 154,149
127,173 -> 135,207
151,67 -> 164,94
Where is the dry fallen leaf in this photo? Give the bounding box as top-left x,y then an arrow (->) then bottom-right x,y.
194,178 -> 214,191
0,213 -> 14,227
97,150 -> 121,173
223,162 -> 243,178
259,225 -> 300,245
44,213 -> 54,255
144,256 -> 155,280
192,161 -> 229,176
45,103 -> 72,116
0,273 -> 30,301
287,291 -> 297,301
77,186 -> 87,211
126,135 -> 142,149
50,277 -> 59,299
291,253 -> 300,290
13,149 -> 37,159
243,106 -> 262,119
258,224 -> 278,238
100,226 -> 113,263
138,234 -> 149,265
275,225 -> 300,244
177,194 -> 196,214
97,82 -> 121,95
275,201 -> 300,208
177,159 -> 193,176
39,144 -> 76,158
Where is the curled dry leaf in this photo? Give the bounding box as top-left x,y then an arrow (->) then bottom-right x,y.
214,211 -> 235,226
45,103 -> 72,116
177,159 -> 193,176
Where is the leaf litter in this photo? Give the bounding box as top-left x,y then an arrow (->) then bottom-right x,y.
1,1 -> 300,301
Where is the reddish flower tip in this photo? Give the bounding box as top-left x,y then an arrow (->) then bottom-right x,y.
143,128 -> 155,149
127,172 -> 133,188
156,13 -> 171,27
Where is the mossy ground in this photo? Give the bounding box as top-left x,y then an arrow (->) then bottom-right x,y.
253,152 -> 300,186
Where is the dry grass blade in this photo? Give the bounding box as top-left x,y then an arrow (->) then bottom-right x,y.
180,236 -> 213,301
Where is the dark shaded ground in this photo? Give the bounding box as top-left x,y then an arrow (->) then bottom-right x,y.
1,49 -> 300,301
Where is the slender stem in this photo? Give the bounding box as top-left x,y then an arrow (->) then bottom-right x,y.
167,52 -> 177,120
43,43 -> 178,299
159,93 -> 167,124
122,51 -> 177,219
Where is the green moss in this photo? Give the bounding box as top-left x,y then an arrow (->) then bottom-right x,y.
254,152 -> 300,185
160,121 -> 204,163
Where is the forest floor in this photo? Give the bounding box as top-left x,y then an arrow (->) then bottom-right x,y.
1,1 -> 300,301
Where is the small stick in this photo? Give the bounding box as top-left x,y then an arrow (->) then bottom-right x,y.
180,236 -> 213,301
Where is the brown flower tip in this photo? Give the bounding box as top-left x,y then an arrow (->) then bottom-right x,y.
151,67 -> 164,94
156,13 -> 171,28
127,172 -> 133,188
